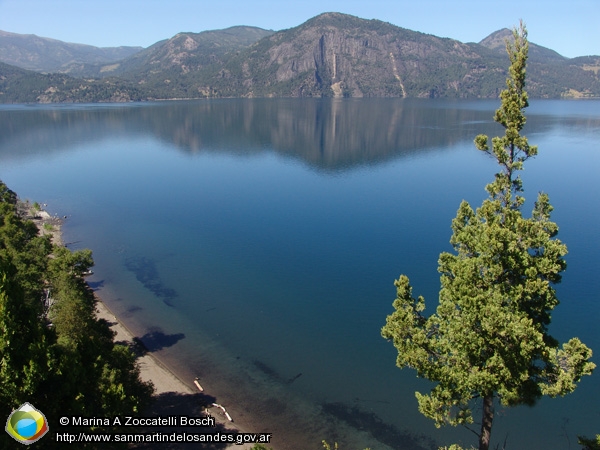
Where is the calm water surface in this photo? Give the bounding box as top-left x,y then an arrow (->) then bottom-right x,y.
1,98 -> 599,449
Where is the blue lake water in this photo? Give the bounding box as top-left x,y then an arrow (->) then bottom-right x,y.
1,98 -> 599,449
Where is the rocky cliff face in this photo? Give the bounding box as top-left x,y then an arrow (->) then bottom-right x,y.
265,21 -> 410,97
208,13 -> 505,98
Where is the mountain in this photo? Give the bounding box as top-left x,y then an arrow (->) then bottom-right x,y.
478,27 -> 600,98
108,26 -> 274,77
1,13 -> 599,102
203,12 -> 506,98
0,26 -> 275,103
479,28 -> 566,63
113,12 -> 510,99
142,12 -> 599,99
0,30 -> 142,74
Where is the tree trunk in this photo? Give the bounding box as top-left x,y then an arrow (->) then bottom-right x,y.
479,394 -> 494,450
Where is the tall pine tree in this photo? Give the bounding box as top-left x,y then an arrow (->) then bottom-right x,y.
381,22 -> 594,450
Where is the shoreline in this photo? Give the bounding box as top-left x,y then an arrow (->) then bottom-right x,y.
90,283 -> 329,450
90,282 -> 387,450
35,208 -> 261,450
94,298 -> 259,450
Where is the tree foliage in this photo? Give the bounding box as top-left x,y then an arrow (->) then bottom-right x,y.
578,434 -> 600,450
381,22 -> 595,450
0,180 -> 153,448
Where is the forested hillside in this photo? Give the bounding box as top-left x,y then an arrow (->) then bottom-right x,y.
0,180 -> 153,448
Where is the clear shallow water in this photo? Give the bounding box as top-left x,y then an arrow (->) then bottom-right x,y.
1,98 -> 599,449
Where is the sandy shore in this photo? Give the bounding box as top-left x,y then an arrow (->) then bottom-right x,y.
31,209 -> 64,246
95,297 -> 260,450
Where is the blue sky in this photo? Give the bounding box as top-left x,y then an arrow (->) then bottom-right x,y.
0,0 -> 597,58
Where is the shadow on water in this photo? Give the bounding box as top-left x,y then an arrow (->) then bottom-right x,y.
253,359 -> 303,385
132,391 -> 233,450
126,305 -> 143,315
124,256 -> 178,307
321,402 -> 438,450
87,279 -> 105,290
136,327 -> 186,352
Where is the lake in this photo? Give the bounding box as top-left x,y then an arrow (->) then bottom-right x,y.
1,98 -> 599,449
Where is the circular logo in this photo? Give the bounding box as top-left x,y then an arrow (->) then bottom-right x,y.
5,403 -> 49,445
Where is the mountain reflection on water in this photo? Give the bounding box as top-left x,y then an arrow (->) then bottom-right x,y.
3,98 -> 599,171
1,99 -> 503,169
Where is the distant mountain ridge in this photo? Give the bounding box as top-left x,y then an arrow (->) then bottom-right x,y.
479,28 -> 566,62
1,13 -> 599,102
0,30 -> 143,73
110,27 -> 275,78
